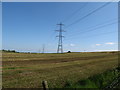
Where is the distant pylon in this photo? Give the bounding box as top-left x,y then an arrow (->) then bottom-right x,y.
39,49 -> 41,53
56,22 -> 65,53
42,44 -> 45,53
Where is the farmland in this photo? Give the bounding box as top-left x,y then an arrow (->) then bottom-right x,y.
2,51 -> 118,88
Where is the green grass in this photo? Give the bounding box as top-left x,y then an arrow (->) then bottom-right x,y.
64,67 -> 120,88
2,52 -> 118,88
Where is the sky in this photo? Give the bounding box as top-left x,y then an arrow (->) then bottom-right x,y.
2,2 -> 118,53
0,2 -> 1,51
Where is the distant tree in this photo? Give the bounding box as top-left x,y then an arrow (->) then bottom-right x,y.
2,49 -> 5,51
67,51 -> 71,53
2,49 -> 8,52
11,50 -> 16,53
7,50 -> 11,52
2,49 -> 16,53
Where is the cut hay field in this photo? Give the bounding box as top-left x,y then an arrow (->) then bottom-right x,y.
2,52 -> 118,88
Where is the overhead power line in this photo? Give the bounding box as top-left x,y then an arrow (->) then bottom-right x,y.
65,21 -> 118,41
62,3 -> 88,23
67,20 -> 118,37
64,31 -> 117,42
65,1 -> 112,29
67,17 -> 118,35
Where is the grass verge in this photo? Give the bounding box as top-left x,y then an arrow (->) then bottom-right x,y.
64,67 -> 120,88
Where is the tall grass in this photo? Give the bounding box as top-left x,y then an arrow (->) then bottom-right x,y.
64,67 -> 120,88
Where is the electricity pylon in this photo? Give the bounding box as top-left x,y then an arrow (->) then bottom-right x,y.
56,22 -> 65,53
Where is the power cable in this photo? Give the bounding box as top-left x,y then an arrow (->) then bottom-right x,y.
64,31 -> 117,42
67,19 -> 118,37
62,3 -> 88,23
65,1 -> 112,29
65,21 -> 118,41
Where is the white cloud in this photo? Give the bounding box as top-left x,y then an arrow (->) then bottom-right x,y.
95,44 -> 101,46
70,44 -> 75,47
95,42 -> 116,46
105,42 -> 115,45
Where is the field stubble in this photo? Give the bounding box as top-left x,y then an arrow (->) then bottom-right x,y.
2,52 -> 118,88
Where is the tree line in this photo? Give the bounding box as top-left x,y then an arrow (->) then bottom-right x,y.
2,49 -> 17,53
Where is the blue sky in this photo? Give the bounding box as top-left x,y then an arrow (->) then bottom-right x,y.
2,2 -> 118,53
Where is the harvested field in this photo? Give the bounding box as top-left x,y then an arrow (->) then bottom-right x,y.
2,52 -> 118,88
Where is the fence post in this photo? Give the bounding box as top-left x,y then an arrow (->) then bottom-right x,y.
42,81 -> 49,90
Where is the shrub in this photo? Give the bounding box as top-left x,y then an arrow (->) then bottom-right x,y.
67,51 -> 71,53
